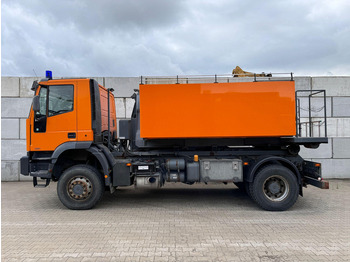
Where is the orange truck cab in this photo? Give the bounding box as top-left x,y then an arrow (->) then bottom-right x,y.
22,74 -> 116,187
21,71 -> 329,211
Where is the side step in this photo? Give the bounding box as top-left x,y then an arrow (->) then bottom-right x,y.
33,177 -> 51,188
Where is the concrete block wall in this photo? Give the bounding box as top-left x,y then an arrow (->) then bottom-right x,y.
1,76 -> 349,181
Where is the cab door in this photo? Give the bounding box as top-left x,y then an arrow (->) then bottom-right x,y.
30,82 -> 77,151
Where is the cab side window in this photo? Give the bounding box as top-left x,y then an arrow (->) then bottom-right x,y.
48,85 -> 74,117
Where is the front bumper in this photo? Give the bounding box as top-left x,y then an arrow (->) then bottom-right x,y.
21,155 -> 51,187
20,156 -> 29,175
20,155 -> 51,178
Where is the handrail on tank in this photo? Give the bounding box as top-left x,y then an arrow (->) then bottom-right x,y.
140,72 -> 294,85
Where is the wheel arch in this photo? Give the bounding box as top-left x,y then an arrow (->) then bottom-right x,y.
51,141 -> 92,163
50,142 -> 111,185
246,156 -> 301,185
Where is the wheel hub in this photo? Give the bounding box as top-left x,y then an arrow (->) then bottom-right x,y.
72,184 -> 84,195
268,181 -> 281,194
263,175 -> 289,202
67,177 -> 93,200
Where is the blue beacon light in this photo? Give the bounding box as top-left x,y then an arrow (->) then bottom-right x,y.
46,70 -> 53,80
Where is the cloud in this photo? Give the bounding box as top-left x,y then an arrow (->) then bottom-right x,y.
2,0 -> 350,77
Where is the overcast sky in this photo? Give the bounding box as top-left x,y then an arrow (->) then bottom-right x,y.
2,0 -> 350,77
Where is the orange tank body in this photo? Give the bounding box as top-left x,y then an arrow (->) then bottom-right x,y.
139,81 -> 296,139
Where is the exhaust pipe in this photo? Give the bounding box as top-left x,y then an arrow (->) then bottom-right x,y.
148,177 -> 157,184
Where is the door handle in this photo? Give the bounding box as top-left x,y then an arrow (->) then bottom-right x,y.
68,132 -> 76,139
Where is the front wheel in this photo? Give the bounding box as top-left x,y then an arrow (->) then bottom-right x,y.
57,165 -> 104,210
249,165 -> 299,211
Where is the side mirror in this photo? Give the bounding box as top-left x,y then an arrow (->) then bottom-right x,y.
32,96 -> 40,112
31,81 -> 39,91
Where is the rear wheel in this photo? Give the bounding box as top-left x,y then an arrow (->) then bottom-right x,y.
57,165 -> 104,210
249,165 -> 299,211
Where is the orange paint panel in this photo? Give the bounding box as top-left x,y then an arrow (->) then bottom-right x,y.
77,130 -> 94,141
140,81 -> 296,138
100,85 -> 117,139
76,80 -> 94,142
26,117 -> 31,152
31,107 -> 77,151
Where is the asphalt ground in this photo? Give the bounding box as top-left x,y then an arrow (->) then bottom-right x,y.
2,180 -> 350,261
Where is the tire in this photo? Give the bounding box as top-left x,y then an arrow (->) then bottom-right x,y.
249,165 -> 299,211
57,165 -> 104,210
245,182 -> 253,198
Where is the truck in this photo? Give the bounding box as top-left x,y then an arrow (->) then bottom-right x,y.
20,71 -> 329,211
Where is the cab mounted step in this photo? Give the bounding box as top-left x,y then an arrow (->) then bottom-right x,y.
33,177 -> 51,188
